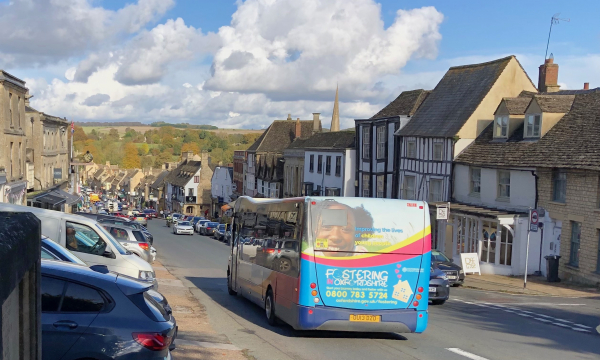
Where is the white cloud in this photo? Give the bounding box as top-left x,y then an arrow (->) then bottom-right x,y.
0,0 -> 174,67
204,0 -> 444,100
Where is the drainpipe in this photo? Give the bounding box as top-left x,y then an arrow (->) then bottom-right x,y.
530,170 -> 539,209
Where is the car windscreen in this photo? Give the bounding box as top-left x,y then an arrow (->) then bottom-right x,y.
199,220 -> 209,225
178,221 -> 191,226
95,224 -> 128,255
432,250 -> 451,262
218,225 -> 226,230
208,222 -> 219,227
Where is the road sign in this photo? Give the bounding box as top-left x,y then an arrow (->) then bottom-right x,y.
530,209 -> 539,232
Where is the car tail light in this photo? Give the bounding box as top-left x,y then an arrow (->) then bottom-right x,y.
133,333 -> 171,351
138,242 -> 149,251
266,249 -> 275,254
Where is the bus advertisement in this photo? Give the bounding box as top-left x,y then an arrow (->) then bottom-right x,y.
227,196 -> 431,334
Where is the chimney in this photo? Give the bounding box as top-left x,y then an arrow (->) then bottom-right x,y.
312,113 -> 321,134
25,92 -> 33,106
182,151 -> 193,162
287,114 -> 292,121
584,82 -> 590,90
538,55 -> 560,93
295,117 -> 301,139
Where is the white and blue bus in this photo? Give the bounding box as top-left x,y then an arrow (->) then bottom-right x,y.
227,196 -> 431,333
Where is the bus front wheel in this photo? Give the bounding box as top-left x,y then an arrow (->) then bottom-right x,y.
265,290 -> 276,326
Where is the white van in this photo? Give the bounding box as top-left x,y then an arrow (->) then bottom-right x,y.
0,203 -> 156,287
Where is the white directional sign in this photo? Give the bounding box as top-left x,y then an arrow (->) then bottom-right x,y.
436,203 -> 450,220
460,253 -> 481,275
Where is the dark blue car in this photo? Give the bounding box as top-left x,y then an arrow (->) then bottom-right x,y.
41,260 -> 176,359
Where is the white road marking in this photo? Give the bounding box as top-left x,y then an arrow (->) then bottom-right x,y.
446,348 -> 490,360
573,328 -> 591,333
573,324 -> 592,329
451,298 -> 595,334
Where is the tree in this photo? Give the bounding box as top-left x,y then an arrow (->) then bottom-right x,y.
154,151 -> 172,168
181,142 -> 200,154
88,129 -> 99,140
107,128 -> 120,141
140,143 -> 150,155
73,125 -> 88,142
141,156 -> 154,169
122,143 -> 141,169
150,148 -> 160,156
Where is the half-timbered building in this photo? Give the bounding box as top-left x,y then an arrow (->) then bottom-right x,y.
354,89 -> 429,198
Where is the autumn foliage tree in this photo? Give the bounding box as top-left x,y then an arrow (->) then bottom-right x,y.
122,143 -> 141,169
181,142 -> 200,154
73,125 -> 88,142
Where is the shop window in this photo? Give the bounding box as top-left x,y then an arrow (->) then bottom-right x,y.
499,226 -> 513,266
481,221 -> 497,263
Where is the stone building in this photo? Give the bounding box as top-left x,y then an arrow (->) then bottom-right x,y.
164,151 -> 212,216
0,70 -> 29,205
25,102 -> 69,191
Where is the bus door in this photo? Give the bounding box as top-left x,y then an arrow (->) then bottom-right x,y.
307,198 -> 431,311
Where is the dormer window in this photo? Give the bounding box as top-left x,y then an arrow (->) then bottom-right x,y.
495,115 -> 508,138
525,114 -> 541,138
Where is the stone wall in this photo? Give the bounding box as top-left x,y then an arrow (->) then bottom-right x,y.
538,167 -> 600,286
0,212 -> 41,359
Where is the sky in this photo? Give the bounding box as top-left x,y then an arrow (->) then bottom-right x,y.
1,0 -> 599,130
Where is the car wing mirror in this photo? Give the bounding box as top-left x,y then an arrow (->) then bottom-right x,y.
103,250 -> 116,259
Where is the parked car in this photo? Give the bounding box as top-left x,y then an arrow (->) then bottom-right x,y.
0,202 -> 156,287
195,220 -> 210,233
130,214 -> 148,227
102,224 -> 154,263
98,209 -> 108,215
41,260 -> 176,359
41,236 -> 87,265
143,209 -> 158,218
431,249 -> 464,286
189,216 -> 204,229
41,238 -> 164,322
429,264 -> 450,305
97,218 -> 154,245
173,221 -> 194,235
213,224 -> 227,240
203,222 -> 219,236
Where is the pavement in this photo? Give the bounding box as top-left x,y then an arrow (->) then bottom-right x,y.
463,274 -> 600,297
147,219 -> 600,360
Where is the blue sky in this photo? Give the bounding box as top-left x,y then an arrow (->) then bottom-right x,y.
1,0 -> 599,128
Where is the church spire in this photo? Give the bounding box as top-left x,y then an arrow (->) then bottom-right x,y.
331,84 -> 340,132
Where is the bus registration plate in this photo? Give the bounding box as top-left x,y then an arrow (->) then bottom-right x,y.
349,314 -> 381,322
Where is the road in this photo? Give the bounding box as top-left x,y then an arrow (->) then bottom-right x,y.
148,220 -> 600,360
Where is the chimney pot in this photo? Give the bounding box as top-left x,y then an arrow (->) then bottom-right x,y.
584,82 -> 590,90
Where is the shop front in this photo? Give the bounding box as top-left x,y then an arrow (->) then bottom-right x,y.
435,203 -> 536,276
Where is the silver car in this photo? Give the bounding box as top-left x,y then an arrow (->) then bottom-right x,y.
173,220 -> 194,235
196,220 -> 210,233
102,224 -> 154,263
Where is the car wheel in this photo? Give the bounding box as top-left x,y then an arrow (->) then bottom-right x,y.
431,299 -> 446,305
452,284 -> 461,287
227,271 -> 237,296
265,290 -> 276,326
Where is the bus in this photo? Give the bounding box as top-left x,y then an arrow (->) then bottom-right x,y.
227,196 -> 431,333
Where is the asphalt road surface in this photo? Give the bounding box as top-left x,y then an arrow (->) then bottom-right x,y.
148,220 -> 600,360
